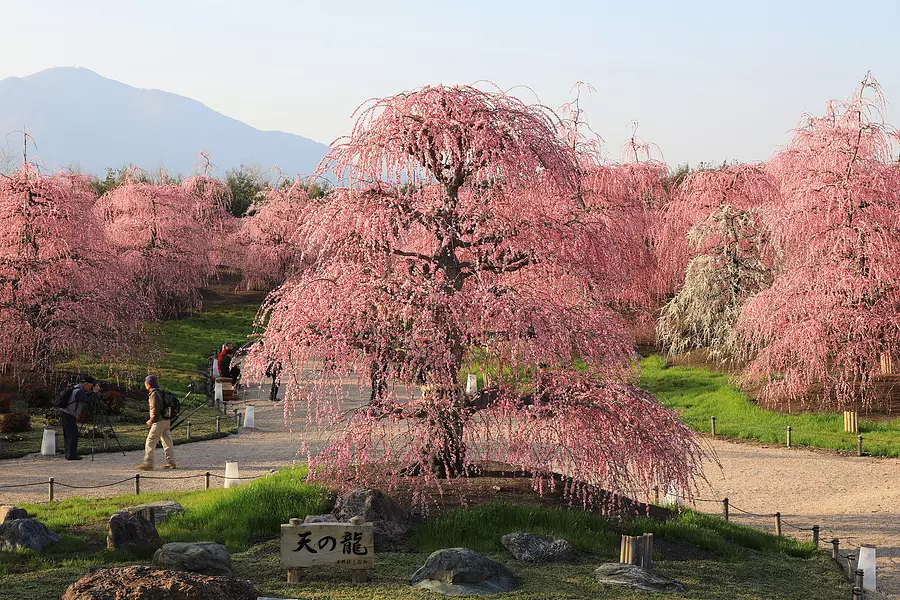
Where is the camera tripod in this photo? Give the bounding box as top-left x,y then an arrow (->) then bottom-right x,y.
78,396 -> 126,460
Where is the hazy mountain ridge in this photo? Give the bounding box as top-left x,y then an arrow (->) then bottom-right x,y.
0,67 -> 329,177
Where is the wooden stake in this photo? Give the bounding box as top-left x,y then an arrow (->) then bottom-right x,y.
831,538 -> 840,560
48,477 -> 54,503
786,426 -> 792,448
134,473 -> 140,495
774,512 -> 782,536
710,416 -> 716,437
722,498 -> 729,521
858,435 -> 863,457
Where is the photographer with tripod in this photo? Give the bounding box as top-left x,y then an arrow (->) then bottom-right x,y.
137,375 -> 176,471
56,376 -> 100,461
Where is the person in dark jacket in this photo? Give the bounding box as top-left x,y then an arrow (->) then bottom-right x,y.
218,343 -> 241,386
59,376 -> 100,460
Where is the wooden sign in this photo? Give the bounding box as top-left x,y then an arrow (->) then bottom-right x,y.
280,520 -> 374,571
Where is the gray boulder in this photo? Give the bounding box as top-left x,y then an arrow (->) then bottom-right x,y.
107,510 -> 161,556
594,563 -> 685,594
411,548 -> 517,595
152,542 -> 233,577
0,518 -> 61,551
0,506 -> 29,523
303,514 -> 337,524
333,488 -> 409,548
127,500 -> 184,523
501,532 -> 573,563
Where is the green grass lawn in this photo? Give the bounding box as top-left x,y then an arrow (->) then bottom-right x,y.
0,302 -> 257,459
640,354 -> 900,457
0,468 -> 848,600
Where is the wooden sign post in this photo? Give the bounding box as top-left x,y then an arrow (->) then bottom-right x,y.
281,517 -> 374,583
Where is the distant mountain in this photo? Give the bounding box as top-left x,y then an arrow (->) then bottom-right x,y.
0,67 -> 329,177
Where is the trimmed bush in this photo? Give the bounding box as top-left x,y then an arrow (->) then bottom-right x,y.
21,386 -> 52,411
0,411 -> 32,433
100,391 -> 124,415
0,393 -> 11,413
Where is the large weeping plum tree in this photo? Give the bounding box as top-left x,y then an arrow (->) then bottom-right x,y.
246,85 -> 702,505
95,170 -> 229,318
656,165 -> 779,364
0,164 -> 144,377
737,74 -> 900,407
233,181 -> 314,290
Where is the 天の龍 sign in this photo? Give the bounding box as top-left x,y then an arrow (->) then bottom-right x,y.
280,521 -> 374,570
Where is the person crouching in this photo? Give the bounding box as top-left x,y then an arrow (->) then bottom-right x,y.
138,375 -> 176,470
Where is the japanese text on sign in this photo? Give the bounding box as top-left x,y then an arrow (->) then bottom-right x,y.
280,522 -> 374,569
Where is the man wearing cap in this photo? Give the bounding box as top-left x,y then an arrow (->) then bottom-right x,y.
138,375 -> 176,470
59,376 -> 100,461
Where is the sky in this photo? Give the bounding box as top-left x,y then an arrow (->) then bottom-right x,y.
0,0 -> 898,168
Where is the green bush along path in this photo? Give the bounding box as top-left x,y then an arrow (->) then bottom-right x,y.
640,354 -> 900,457
0,468 -> 848,600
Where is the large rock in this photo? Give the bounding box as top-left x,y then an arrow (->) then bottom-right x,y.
61,566 -> 257,600
107,510 -> 161,556
303,514 -> 337,524
0,518 -> 61,551
332,488 -> 409,548
501,532 -> 573,563
593,563 -> 685,594
128,500 -> 184,523
0,505 -> 29,523
411,548 -> 517,595
152,542 -> 233,577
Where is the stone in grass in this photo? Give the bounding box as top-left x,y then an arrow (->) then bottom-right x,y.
127,500 -> 184,523
152,542 -> 234,577
332,488 -> 409,548
107,510 -> 161,556
0,518 -> 61,551
593,563 -> 685,594
411,547 -> 517,595
61,566 -> 258,600
0,505 -> 29,523
501,532 -> 574,563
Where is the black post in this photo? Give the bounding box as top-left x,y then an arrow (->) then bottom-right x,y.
811,525 -> 819,547
205,471 -> 211,490
723,498 -> 729,521
858,435 -> 863,457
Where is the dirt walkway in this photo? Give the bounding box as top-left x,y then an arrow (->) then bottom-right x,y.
1,394 -> 896,596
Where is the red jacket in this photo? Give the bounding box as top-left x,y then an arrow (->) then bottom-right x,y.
217,348 -> 228,375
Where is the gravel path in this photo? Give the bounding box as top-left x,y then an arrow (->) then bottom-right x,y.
1,391 -> 896,596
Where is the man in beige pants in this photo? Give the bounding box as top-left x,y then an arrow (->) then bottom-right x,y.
138,375 -> 176,470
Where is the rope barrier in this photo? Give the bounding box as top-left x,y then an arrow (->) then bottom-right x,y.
0,481 -> 48,489
0,471 -> 270,491
55,477 -> 137,490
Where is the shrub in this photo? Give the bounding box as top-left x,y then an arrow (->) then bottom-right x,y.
0,393 -> 11,413
100,391 -> 124,415
38,407 -> 61,427
21,386 -> 52,411
0,411 -> 32,433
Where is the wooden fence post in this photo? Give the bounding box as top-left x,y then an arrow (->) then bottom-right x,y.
786,426 -> 792,448
774,512 -> 782,536
831,538 -> 840,560
855,569 -> 864,591
858,435 -> 863,457
134,473 -> 140,495
216,416 -> 222,434
811,525 -> 819,547
710,416 -> 716,437
205,471 -> 211,489
722,498 -> 729,521
287,518 -> 302,583
48,477 -> 54,503
186,421 -> 192,440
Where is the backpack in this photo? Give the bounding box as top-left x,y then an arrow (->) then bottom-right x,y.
55,385 -> 76,409
160,390 -> 180,420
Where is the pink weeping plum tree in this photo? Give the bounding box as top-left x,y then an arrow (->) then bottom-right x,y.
233,181 -> 314,290
737,74 -> 900,408
0,163 -> 144,377
245,85 -> 702,505
656,164 -> 779,363
95,170 -> 229,318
